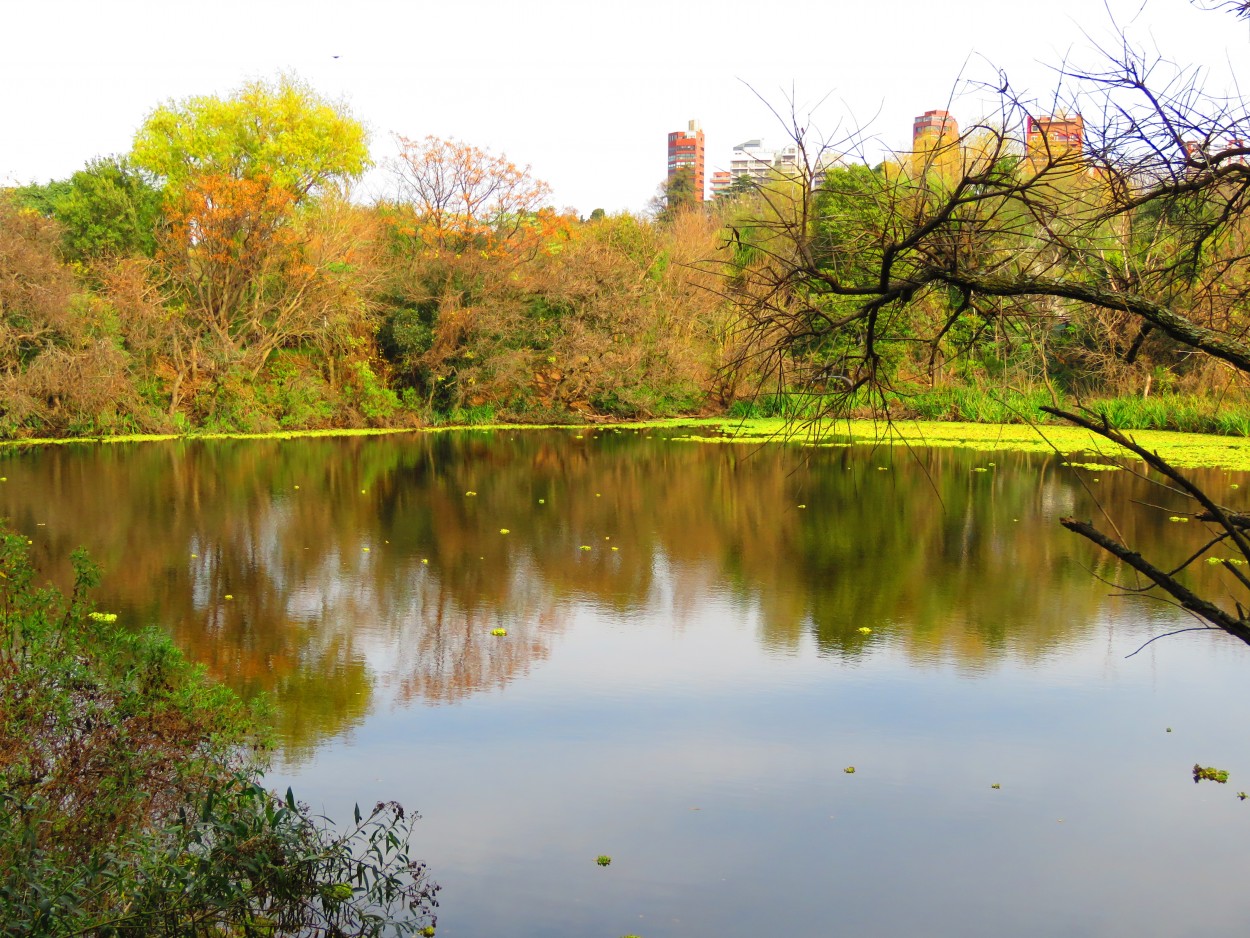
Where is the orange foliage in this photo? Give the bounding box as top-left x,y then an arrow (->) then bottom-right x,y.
389,135 -> 568,260
155,172 -> 384,385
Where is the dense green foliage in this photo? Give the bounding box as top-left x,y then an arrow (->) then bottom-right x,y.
0,526 -> 438,935
14,157 -> 162,262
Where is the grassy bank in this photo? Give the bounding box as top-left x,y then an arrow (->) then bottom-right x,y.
727,388 -> 1250,437
688,416 -> 1250,471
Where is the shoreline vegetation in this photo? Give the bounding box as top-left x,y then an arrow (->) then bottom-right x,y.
0,528 -> 439,935
6,75 -> 1250,450
6,413 -> 1250,471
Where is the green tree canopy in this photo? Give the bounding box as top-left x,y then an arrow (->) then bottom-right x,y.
14,156 -> 162,261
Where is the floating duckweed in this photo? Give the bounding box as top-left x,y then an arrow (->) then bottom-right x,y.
362,547 -> 370,552
797,504 -> 806,509
293,485 -> 300,490
421,558 -> 429,565
1061,462 -> 1123,471
580,545 -> 592,551
500,528 -> 510,534
1168,516 -> 1190,522
596,855 -> 612,867
1167,727 -> 1173,732
972,467 -> 988,473
224,594 -> 233,600
1207,556 -> 1248,565
843,766 -> 856,774
466,491 -> 477,496
88,612 -> 118,623
190,553 -> 197,558
611,546 -> 619,551
490,628 -> 507,637
1194,764 -> 1230,784
361,489 -> 366,494
991,783 -> 1001,790
1239,792 -> 1248,801
1233,484 -> 1241,489
538,498 -> 545,504
877,466 -> 889,471
857,626 -> 872,634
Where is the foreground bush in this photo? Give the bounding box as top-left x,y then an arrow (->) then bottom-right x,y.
0,527 -> 437,936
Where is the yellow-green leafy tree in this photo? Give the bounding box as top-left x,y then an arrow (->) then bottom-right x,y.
129,76 -> 384,427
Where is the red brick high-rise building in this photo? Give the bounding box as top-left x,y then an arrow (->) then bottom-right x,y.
913,109 -> 958,147
667,119 -> 705,201
1026,114 -> 1084,160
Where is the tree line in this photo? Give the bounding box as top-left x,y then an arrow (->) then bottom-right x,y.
1,76 -> 730,438
9,66 -> 1250,440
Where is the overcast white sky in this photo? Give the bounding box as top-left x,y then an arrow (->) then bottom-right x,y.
2,0 -> 1247,215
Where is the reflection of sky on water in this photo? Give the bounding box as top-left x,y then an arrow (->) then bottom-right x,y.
7,432 -> 1250,937
276,573 -> 1250,938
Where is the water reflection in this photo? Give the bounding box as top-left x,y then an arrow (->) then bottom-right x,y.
1,427 -> 1241,761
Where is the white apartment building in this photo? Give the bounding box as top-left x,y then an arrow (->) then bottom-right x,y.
714,139 -> 838,196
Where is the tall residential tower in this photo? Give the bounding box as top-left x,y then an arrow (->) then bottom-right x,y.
667,119 -> 705,201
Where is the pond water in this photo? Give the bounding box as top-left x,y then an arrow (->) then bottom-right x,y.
3,427 -> 1250,937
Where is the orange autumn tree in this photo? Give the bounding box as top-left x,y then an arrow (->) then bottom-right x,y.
128,76 -> 377,420
390,135 -> 561,259
381,135 -> 572,411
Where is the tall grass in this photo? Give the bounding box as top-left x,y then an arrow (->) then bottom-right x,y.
727,387 -> 1250,436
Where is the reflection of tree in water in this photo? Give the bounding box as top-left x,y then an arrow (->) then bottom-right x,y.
3,428 -> 1241,759
385,562 -> 565,705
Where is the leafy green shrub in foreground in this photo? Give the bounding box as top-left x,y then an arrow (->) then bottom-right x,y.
0,527 -> 438,936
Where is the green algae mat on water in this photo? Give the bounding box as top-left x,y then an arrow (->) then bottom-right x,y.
679,417 -> 1250,472
4,415 -> 1250,471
